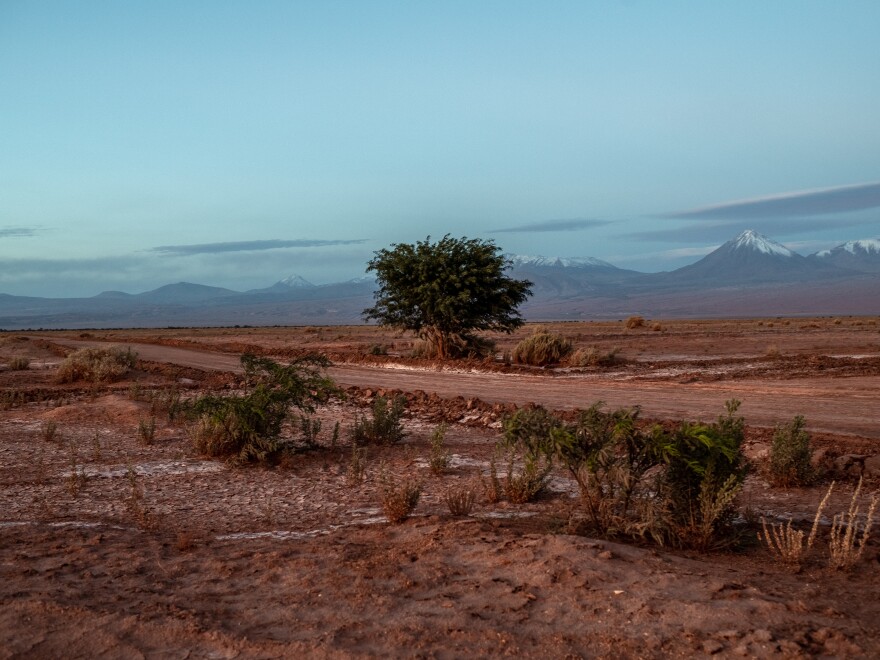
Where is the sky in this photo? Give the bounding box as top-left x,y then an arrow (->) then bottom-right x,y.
1,0 -> 879,297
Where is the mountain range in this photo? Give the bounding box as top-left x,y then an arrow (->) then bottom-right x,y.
2,230 -> 879,329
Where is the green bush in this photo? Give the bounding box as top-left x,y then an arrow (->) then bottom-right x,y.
512,331 -> 573,366
767,415 -> 815,487
661,400 -> 748,550
56,346 -> 137,383
189,353 -> 335,463
351,395 -> 407,445
503,400 -> 748,550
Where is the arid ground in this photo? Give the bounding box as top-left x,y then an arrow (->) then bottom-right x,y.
2,318 -> 879,658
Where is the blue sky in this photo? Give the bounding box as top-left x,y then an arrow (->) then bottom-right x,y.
1,1 -> 879,297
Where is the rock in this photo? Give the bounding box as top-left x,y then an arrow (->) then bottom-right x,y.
833,454 -> 866,477
703,640 -> 724,654
864,455 -> 880,479
744,442 -> 770,462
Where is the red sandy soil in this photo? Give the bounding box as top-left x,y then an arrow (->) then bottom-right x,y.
2,323 -> 879,658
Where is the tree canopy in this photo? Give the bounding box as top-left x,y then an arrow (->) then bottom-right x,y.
363,235 -> 532,359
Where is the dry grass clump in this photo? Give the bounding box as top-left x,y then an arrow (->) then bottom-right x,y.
7,356 -> 30,370
829,478 -> 878,571
56,346 -> 137,383
512,330 -> 573,366
346,443 -> 368,486
380,474 -> 422,523
759,484 -> 833,568
625,315 -> 646,329
41,420 -> 59,443
137,417 -> 156,445
760,479 -> 878,571
567,346 -> 622,367
445,485 -> 477,516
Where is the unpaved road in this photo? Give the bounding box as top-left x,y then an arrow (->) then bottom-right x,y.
55,339 -> 880,440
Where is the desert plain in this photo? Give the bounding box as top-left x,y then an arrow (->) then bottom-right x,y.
1,317 -> 879,658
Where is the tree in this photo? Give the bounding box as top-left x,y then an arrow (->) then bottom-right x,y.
363,235 -> 532,359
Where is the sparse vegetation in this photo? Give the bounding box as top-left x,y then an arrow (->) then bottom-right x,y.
41,420 -> 58,443
380,472 -> 422,523
445,485 -> 477,516
8,356 -> 30,370
428,423 -> 450,474
512,330 -> 573,366
351,395 -> 407,446
56,345 -> 137,383
767,415 -> 815,487
346,443 -> 368,486
829,477 -> 878,571
625,315 -> 646,329
188,353 -> 336,463
502,400 -> 748,549
759,483 -> 833,568
137,417 -> 156,445
567,346 -> 622,367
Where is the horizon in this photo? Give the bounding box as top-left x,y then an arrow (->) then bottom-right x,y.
2,2 -> 879,298
4,227 -> 878,300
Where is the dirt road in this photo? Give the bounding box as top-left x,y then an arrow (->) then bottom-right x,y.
52,339 -> 880,440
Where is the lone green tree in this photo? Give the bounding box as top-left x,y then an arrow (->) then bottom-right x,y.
363,235 -> 532,359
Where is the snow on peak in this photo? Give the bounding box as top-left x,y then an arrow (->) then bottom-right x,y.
841,239 -> 880,255
730,230 -> 794,257
815,239 -> 880,258
277,274 -> 315,288
506,254 -> 614,269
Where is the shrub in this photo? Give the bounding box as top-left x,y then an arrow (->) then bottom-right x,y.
8,356 -> 30,370
504,400 -> 749,550
381,475 -> 422,523
137,417 -> 156,445
56,346 -> 137,383
346,443 -> 368,486
501,451 -> 552,503
188,353 -> 335,463
429,423 -> 450,474
351,395 -> 406,445
512,330 -> 573,366
567,346 -> 622,367
445,485 -> 477,516
548,404 -> 666,537
767,416 -> 815,487
625,315 -> 645,329
661,400 -> 748,550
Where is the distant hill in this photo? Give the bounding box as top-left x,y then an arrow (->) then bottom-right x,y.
2,230 -> 878,329
810,239 -> 880,273
663,230 -> 850,285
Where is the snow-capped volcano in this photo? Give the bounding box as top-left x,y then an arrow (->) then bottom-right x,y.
728,229 -> 795,257
276,274 -> 316,288
666,229 -> 846,284
811,239 -> 880,273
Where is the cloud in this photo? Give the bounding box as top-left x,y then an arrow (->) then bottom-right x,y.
626,216 -> 879,243
664,181 -> 880,220
491,219 -> 611,233
150,238 -> 368,256
610,245 -> 719,264
0,226 -> 41,238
